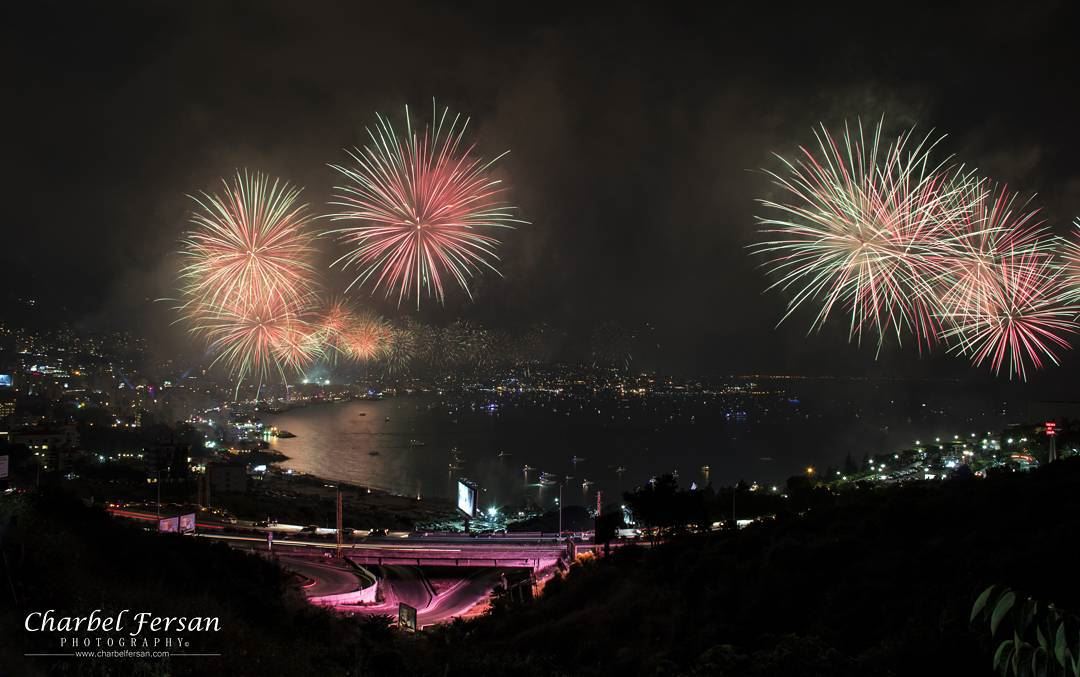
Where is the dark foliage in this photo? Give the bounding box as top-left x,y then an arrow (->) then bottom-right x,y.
4,459 -> 1079,676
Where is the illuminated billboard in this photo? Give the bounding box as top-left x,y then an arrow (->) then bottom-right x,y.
0,454 -> 8,480
179,513 -> 196,534
158,516 -> 180,533
398,602 -> 417,632
457,480 -> 477,518
0,374 -> 11,387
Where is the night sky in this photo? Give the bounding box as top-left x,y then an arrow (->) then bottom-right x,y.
7,1 -> 1080,381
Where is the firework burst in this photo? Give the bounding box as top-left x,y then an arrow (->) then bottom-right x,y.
197,290 -> 322,394
934,183 -> 1052,323
344,313 -> 392,362
176,171 -> 320,394
180,171 -> 318,313
327,101 -> 526,308
383,326 -> 417,375
753,119 -> 974,353
940,247 -> 1078,380
312,297 -> 358,362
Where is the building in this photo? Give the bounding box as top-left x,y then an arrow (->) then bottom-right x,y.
9,424 -> 81,472
0,395 -> 15,423
207,462 -> 247,495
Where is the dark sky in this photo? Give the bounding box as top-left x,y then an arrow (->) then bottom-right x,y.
6,0 -> 1080,381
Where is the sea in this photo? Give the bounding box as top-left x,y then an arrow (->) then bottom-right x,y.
261,378 -> 1079,511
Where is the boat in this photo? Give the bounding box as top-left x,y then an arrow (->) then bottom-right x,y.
358,412 -> 367,417
385,416 -> 391,422
571,455 -> 587,465
582,479 -> 595,489
497,450 -> 512,458
368,451 -> 381,456
271,429 -> 296,438
409,439 -> 426,447
523,464 -> 536,472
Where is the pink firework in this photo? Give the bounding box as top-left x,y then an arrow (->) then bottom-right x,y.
197,289 -> 322,393
344,314 -> 391,362
941,247 -> 1078,380
327,102 -> 526,308
935,183 -> 1052,321
180,171 -> 318,314
313,297 -> 358,362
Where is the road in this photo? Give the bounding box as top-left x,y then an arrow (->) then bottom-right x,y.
278,555 -> 371,597
418,568 -> 503,626
353,565 -> 503,627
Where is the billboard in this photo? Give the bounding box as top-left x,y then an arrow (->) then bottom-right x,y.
398,603 -> 417,632
0,374 -> 11,387
0,454 -> 8,480
158,516 -> 180,533
179,513 -> 196,534
456,480 -> 477,518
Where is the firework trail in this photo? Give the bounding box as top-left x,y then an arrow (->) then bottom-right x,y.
327,101 -> 526,308
753,119 -> 973,353
940,246 -> 1078,380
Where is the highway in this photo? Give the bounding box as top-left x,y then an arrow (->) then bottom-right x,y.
106,507 -> 578,626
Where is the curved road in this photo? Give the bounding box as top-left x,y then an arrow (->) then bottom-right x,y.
357,565 -> 502,626
279,556 -> 368,597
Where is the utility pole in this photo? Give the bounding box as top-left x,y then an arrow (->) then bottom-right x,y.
335,487 -> 344,558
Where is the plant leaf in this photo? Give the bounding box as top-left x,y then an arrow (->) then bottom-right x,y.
973,585 -> 998,623
1055,622 -> 1067,667
995,640 -> 1013,673
992,592 -> 1017,636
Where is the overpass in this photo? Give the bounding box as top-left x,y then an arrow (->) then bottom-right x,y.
184,531 -> 579,571
105,507 -> 586,571
345,542 -> 565,570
